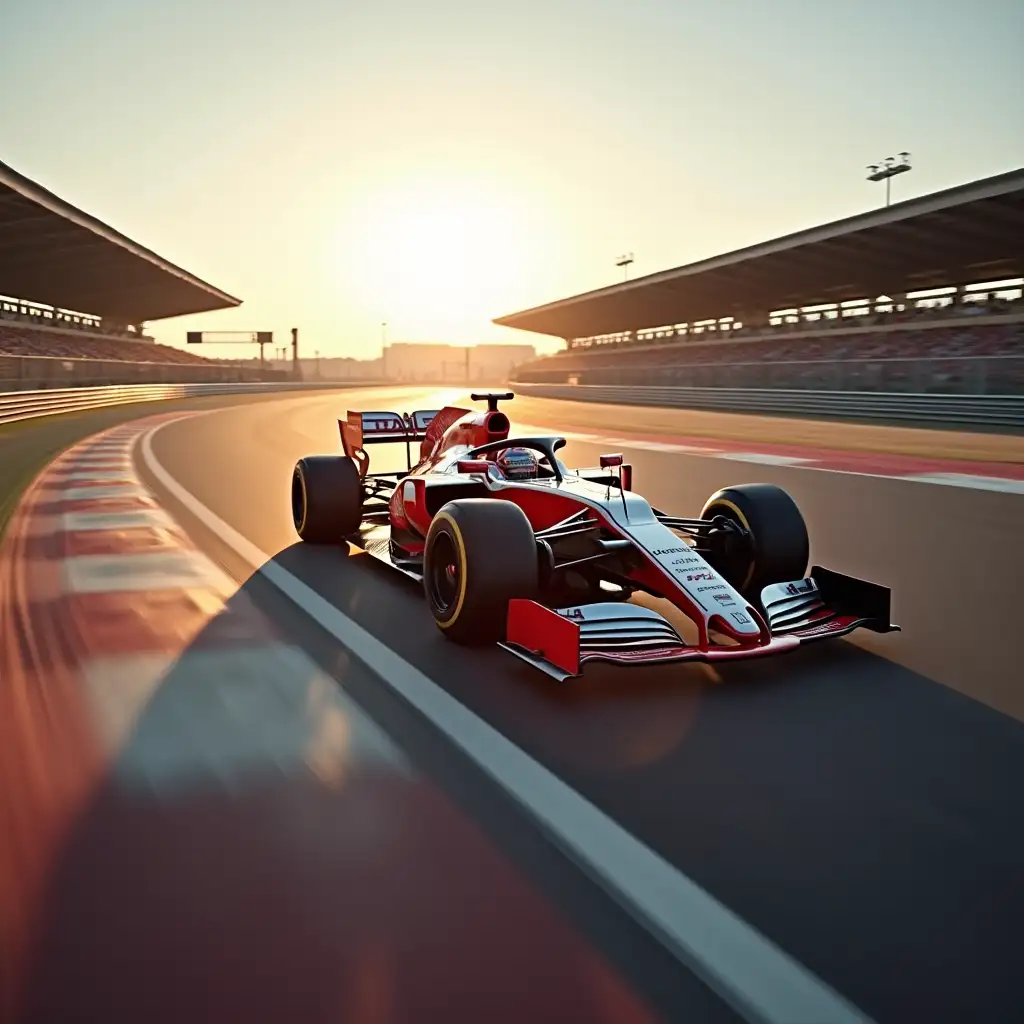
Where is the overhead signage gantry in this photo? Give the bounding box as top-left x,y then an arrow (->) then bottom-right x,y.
186,328 -> 301,373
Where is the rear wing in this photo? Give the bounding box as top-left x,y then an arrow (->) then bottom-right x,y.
340,409 -> 443,473
340,409 -> 440,450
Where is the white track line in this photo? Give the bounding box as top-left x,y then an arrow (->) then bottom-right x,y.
716,452 -> 816,466
542,428 -> 1024,494
138,419 -> 872,1024
899,472 -> 1024,494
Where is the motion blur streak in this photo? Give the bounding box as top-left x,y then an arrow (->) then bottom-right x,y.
138,388 -> 1024,1024
0,476 -> 101,1021
1,413 -> 660,1024
141,414 -> 874,1024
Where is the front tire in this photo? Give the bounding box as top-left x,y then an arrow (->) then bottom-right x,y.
424,499 -> 539,644
700,483 -> 809,600
292,456 -> 363,543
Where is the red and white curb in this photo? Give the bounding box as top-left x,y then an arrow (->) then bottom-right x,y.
518,424 -> 1024,494
0,413 -> 654,1023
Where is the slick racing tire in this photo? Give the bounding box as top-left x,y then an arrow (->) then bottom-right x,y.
700,483 -> 809,601
292,456 -> 363,543
424,498 -> 539,645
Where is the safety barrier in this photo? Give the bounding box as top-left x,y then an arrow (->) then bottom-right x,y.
9,379 -> 1021,431
517,355 -> 1024,395
0,352 -> 291,390
509,382 -> 1024,428
0,381 -> 369,427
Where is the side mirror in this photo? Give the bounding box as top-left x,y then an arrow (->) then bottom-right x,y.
599,453 -> 623,468
457,459 -> 493,474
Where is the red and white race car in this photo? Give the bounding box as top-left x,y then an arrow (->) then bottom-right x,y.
291,392 -> 898,679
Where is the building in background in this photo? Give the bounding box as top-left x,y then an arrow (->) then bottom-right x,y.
255,342 -> 537,383
383,343 -> 536,383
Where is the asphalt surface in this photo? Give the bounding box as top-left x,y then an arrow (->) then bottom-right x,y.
112,388 -> 1024,1021
17,585 -> 695,1024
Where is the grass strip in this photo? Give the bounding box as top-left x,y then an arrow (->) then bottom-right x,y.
0,390 -> 346,541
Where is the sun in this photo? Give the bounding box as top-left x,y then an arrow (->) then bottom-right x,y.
339,178 -> 534,343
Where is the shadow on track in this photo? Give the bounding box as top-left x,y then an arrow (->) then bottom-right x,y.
14,559 -> 732,1024
257,540 -> 1024,1024
19,538 -> 1024,1024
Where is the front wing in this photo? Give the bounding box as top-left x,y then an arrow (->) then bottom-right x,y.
499,566 -> 899,681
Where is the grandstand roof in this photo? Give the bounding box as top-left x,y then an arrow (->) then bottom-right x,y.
0,159 -> 241,323
494,167 -> 1024,340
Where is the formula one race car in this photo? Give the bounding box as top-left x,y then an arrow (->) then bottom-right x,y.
290,392 -> 898,679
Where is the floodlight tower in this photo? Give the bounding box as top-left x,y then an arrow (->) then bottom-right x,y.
867,153 -> 912,207
616,253 -> 635,281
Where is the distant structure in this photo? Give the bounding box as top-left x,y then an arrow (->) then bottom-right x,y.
259,342 -> 537,385
382,342 -> 536,383
494,168 -> 1024,350
0,158 -> 250,381
0,158 -> 240,337
867,153 -> 912,207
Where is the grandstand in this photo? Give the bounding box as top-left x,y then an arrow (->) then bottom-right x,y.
501,169 -> 1024,395
0,158 -> 243,387
0,318 -> 216,366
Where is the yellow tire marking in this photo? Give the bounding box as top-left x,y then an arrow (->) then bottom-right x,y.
433,511 -> 469,629
702,496 -> 755,593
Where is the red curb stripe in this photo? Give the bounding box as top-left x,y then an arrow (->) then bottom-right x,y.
3,413 -> 660,1024
559,425 -> 1024,481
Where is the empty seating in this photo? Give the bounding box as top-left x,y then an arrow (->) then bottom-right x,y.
0,324 -> 213,365
518,322 -> 1024,378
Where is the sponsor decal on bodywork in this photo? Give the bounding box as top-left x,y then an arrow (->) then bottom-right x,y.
512,478 -> 761,637
671,554 -> 703,567
623,520 -> 759,634
785,579 -> 817,596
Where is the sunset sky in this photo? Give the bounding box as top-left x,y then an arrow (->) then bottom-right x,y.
1,0 -> 1022,358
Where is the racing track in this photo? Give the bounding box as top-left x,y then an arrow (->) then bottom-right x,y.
15,386 -> 1024,1024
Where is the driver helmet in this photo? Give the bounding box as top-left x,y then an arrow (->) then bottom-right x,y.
496,447 -> 540,481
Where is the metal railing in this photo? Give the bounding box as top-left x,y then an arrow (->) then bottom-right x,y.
0,382 -> 369,427
509,382 -> 1024,428
516,356 -> 1024,396
0,352 -> 289,391
5,374 -> 1020,432
563,309 -> 1024,352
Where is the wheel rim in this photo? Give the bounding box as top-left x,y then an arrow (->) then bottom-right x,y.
427,531 -> 461,617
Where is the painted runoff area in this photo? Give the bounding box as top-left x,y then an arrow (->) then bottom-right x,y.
139,414 -> 874,1024
510,425 -> 1024,495
1,413 -> 660,1024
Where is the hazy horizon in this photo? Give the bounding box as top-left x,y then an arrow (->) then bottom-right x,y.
2,0 -> 1022,358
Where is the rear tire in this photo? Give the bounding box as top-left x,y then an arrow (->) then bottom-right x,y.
292,456 -> 363,543
700,483 -> 809,600
424,499 -> 539,644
